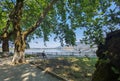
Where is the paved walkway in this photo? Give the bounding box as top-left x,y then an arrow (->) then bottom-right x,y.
0,58 -> 61,81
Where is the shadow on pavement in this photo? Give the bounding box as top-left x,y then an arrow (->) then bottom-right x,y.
0,63 -> 61,81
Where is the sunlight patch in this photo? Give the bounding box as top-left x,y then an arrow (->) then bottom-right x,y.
64,66 -> 69,69
82,58 -> 89,62
32,72 -> 36,77
21,72 -> 30,78
71,66 -> 81,72
86,73 -> 92,77
4,78 -> 10,81
70,58 -> 79,62
23,77 -> 29,81
44,67 -> 53,72
58,57 -> 64,60
62,73 -> 68,77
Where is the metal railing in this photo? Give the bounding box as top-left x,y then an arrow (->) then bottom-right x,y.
25,51 -> 96,58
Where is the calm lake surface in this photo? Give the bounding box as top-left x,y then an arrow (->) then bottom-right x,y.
9,48 -> 77,53
8,48 -> 96,57
26,48 -> 96,57
25,48 -> 76,52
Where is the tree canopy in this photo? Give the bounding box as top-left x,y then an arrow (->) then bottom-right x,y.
0,0 -> 119,47
81,0 -> 120,46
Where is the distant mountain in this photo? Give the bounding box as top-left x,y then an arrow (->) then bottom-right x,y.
57,42 -> 97,52
75,42 -> 97,51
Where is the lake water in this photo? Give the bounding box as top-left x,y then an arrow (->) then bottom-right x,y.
8,48 -> 96,57
25,48 -> 76,52
25,48 -> 96,57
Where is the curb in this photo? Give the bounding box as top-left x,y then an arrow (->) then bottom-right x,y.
30,62 -> 68,81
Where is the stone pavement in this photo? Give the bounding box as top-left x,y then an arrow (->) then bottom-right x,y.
0,58 -> 61,81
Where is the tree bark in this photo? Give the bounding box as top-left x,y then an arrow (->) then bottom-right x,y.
10,0 -> 24,64
2,37 -> 9,56
92,30 -> 120,81
12,33 -> 26,64
12,38 -> 26,64
1,30 -> 14,56
0,31 -> 11,56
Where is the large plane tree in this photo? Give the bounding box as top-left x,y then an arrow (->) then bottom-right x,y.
1,0 -> 119,65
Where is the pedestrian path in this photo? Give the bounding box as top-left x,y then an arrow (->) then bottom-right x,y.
0,63 -> 61,81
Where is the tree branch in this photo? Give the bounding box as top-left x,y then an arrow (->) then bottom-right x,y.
24,0 -> 58,36
0,0 -> 24,39
1,14 -> 11,40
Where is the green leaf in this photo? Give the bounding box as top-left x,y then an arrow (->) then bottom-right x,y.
111,66 -> 120,74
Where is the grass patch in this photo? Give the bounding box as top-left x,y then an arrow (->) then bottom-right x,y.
36,57 -> 97,81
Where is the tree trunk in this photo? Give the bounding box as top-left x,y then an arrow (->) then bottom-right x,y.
10,0 -> 24,64
12,34 -> 26,64
92,30 -> 120,81
1,32 -> 10,56
12,51 -> 26,64
92,60 -> 119,81
2,38 -> 9,56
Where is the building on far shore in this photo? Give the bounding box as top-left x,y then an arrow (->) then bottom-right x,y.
58,42 -> 97,53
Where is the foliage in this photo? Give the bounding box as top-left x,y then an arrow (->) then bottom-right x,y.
111,66 -> 120,74
0,0 -> 14,34
81,0 -> 120,46
53,0 -> 100,46
0,0 -> 120,47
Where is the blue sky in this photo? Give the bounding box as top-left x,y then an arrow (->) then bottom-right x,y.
29,28 -> 84,48
29,2 -> 118,48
